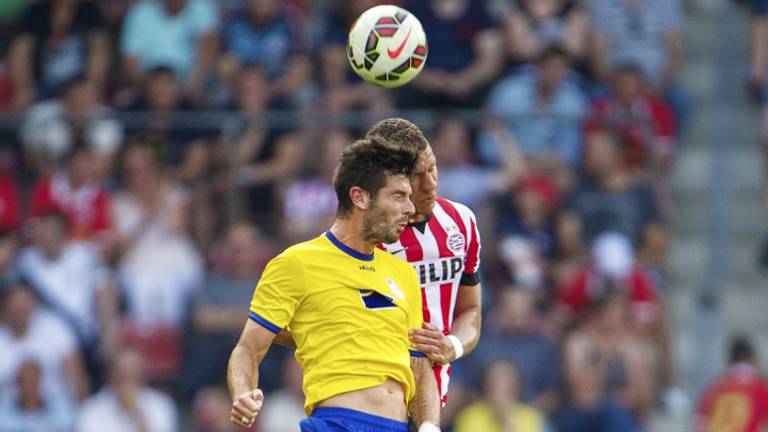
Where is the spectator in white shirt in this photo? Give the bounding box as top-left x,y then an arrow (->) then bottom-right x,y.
0,281 -> 90,404
0,359 -> 74,432
76,349 -> 177,432
17,211 -> 118,349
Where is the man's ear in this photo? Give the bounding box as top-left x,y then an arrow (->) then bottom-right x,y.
349,186 -> 370,211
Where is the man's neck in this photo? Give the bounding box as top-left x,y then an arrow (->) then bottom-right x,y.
329,220 -> 375,256
408,212 -> 430,225
11,321 -> 29,338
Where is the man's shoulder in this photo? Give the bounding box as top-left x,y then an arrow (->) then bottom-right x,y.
283,234 -> 329,256
272,235 -> 333,269
436,196 -> 475,216
435,197 -> 478,228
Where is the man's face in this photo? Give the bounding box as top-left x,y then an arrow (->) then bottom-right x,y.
362,174 -> 414,244
615,71 -> 643,104
539,55 -> 568,93
409,145 -> 438,215
5,287 -> 36,329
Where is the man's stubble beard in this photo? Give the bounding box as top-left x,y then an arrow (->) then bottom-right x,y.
362,203 -> 399,245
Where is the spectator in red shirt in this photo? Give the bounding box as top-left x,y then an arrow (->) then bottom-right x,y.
695,335 -> 768,432
556,232 -> 659,326
29,143 -> 112,240
585,65 -> 676,175
556,232 -> 674,402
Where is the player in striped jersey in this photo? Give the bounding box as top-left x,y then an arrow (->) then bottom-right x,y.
367,118 -> 482,406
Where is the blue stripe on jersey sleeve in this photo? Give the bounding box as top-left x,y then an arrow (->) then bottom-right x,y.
248,311 -> 281,334
409,350 -> 427,357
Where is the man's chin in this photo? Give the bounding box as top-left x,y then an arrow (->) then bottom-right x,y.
416,201 -> 436,215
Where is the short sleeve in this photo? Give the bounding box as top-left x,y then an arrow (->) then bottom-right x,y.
463,209 -> 482,278
248,253 -> 304,333
192,0 -> 219,34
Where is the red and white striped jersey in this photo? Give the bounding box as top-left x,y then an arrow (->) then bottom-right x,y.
381,197 -> 481,403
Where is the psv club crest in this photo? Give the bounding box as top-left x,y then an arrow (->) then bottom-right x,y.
446,231 -> 465,253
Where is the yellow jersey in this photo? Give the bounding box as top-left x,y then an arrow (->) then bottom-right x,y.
248,231 -> 423,415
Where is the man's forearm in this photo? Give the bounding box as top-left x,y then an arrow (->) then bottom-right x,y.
227,343 -> 261,399
410,357 -> 440,427
452,284 -> 482,356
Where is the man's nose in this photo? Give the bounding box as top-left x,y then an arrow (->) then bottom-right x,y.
404,198 -> 415,215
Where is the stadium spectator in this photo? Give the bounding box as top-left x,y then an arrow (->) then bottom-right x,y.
585,65 -> 677,175
120,0 -> 218,101
486,176 -> 567,291
400,0 -> 504,108
257,356 -> 305,432
227,66 -> 304,228
17,211 -> 118,350
112,140 -> 203,380
126,67 -> 211,166
454,359 -> 551,432
459,287 -> 561,415
494,173 -> 561,267
20,77 -> 123,177
479,46 -> 587,168
317,0 -> 394,112
0,360 -> 74,432
588,0 -> 683,84
220,0 -> 311,107
502,0 -> 589,67
76,349 -> 178,432
587,0 -> 688,126
0,281 -> 90,404
561,232 -> 673,413
182,222 -> 267,394
281,128 -> 343,243
555,291 -> 643,432
558,130 -> 667,265
28,143 -> 114,241
8,0 -> 109,108
430,117 -> 516,209
694,335 -> 768,432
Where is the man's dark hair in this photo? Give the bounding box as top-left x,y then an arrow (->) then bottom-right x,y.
333,135 -> 419,217
365,117 -> 429,153
729,334 -> 755,364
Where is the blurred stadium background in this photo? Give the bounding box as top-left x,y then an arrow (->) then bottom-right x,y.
0,0 -> 767,431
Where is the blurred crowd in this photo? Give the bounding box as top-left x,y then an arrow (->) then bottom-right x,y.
0,0 -> 696,431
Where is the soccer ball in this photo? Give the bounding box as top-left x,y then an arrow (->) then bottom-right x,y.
347,5 -> 428,88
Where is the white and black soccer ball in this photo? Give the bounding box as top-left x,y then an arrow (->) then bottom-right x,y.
347,5 -> 428,88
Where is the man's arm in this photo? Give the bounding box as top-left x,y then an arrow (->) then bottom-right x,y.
409,284 -> 481,364
227,319 -> 277,428
410,356 -> 440,429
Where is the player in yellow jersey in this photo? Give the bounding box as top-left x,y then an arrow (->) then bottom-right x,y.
227,136 -> 441,432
